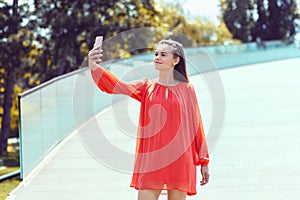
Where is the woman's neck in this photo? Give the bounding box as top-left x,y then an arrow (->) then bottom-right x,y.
158,71 -> 177,85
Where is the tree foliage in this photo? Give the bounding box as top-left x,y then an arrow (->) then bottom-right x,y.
30,0 -> 160,76
153,2 -> 239,47
222,0 -> 299,42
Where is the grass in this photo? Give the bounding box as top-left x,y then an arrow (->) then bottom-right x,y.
0,167 -> 21,200
0,149 -> 21,200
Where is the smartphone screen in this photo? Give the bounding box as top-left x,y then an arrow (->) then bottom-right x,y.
94,36 -> 103,47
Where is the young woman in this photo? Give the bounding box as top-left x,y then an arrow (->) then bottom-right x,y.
88,39 -> 210,200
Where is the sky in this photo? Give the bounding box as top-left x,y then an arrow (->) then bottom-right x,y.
5,0 -> 299,26
162,0 -> 221,24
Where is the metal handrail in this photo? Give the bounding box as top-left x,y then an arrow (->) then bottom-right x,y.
0,170 -> 20,182
18,67 -> 88,98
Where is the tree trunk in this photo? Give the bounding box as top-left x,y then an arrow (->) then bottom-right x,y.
0,70 -> 14,156
0,0 -> 18,156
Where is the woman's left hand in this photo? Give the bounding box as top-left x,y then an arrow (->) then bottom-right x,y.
200,166 -> 210,186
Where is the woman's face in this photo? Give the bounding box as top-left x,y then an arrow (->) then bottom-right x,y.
154,44 -> 179,71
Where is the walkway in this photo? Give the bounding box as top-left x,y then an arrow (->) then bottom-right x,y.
8,58 -> 300,200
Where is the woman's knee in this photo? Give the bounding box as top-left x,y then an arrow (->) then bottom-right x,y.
167,190 -> 187,200
138,189 -> 161,200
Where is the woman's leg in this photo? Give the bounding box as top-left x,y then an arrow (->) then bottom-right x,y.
167,190 -> 187,200
138,189 -> 162,200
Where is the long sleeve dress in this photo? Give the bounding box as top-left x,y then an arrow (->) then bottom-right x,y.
91,67 -> 209,196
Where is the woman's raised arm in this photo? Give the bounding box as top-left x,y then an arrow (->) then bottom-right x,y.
88,45 -> 146,102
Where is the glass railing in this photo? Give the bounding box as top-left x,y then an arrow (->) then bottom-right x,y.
18,41 -> 300,179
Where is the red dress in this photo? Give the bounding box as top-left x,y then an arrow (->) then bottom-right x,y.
91,67 -> 209,196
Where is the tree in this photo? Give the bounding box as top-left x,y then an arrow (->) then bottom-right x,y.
31,0 -> 160,76
267,0 -> 298,40
251,0 -> 269,40
154,1 -> 239,46
0,0 -> 39,155
222,0 -> 299,42
222,0 -> 256,42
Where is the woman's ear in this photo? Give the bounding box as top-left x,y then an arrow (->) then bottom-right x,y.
174,56 -> 180,66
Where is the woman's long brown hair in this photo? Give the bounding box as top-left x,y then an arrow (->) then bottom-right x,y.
158,39 -> 189,83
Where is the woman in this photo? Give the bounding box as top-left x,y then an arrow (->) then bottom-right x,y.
88,39 -> 210,200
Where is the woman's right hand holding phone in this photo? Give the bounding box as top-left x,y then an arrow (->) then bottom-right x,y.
88,45 -> 103,70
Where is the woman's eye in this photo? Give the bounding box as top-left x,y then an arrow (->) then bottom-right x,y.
155,53 -> 158,56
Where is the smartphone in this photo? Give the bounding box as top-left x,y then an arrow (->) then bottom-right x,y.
94,36 -> 103,48
94,36 -> 103,64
